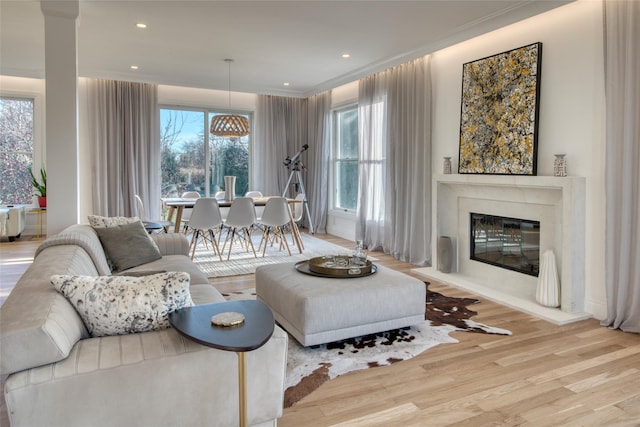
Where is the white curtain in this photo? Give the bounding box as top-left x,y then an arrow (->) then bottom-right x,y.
602,0 -> 640,332
357,56 -> 432,265
86,79 -> 160,219
306,91 -> 331,233
357,74 -> 388,249
253,95 -> 307,197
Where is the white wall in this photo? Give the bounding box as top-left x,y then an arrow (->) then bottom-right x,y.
331,81 -> 358,109
325,1 -> 608,319
1,3 -> 608,319
158,85 -> 256,111
430,0 -> 606,318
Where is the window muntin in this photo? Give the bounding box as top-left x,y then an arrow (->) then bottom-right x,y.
333,106 -> 358,212
0,97 -> 35,205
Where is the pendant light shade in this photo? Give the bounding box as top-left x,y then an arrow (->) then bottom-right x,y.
210,59 -> 250,138
210,114 -> 250,138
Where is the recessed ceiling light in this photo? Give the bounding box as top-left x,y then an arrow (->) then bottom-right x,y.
136,23 -> 147,29
130,65 -> 139,70
283,82 -> 290,86
342,53 -> 351,59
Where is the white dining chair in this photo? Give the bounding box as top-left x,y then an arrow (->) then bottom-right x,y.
257,197 -> 292,257
221,197 -> 258,260
185,198 -> 224,261
134,194 -> 173,233
180,191 -> 201,233
214,191 -> 230,220
245,191 -> 264,220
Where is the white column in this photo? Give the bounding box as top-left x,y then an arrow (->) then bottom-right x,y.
40,0 -> 79,235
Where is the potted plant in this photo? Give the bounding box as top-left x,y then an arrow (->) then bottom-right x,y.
29,167 -> 47,208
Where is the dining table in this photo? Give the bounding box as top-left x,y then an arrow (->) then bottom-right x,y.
162,196 -> 304,253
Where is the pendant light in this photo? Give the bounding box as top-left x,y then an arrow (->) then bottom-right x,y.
210,59 -> 250,138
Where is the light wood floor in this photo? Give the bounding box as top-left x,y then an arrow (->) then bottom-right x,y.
1,234 -> 639,426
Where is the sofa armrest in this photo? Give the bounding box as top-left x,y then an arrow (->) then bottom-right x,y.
0,205 -> 26,238
151,233 -> 189,256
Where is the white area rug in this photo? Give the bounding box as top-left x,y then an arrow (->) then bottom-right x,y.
192,233 -> 354,278
223,288 -> 511,407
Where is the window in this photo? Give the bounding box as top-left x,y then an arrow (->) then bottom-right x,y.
160,108 -> 250,198
0,97 -> 35,205
333,106 -> 358,211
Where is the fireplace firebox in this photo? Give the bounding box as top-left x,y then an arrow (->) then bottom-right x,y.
470,213 -> 540,277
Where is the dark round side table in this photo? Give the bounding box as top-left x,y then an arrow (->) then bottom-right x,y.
142,221 -> 164,234
169,300 -> 275,427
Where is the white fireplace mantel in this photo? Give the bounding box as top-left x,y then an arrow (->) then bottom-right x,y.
413,174 -> 590,325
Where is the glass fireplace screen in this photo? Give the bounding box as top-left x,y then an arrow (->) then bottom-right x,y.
470,213 -> 540,277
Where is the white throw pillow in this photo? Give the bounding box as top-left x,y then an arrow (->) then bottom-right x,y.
51,272 -> 194,337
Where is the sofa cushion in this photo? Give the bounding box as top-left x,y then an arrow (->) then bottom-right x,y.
51,272 -> 194,337
123,254 -> 210,285
4,324 -> 289,427
94,221 -> 162,272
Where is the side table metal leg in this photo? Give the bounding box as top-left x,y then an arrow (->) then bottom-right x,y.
36,212 -> 42,238
237,351 -> 247,427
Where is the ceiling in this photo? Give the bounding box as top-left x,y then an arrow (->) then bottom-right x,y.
1,1 -> 571,97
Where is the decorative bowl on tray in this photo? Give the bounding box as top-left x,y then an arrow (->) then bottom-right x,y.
295,255 -> 376,278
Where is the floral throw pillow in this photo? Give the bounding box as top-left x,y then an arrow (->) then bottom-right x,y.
51,272 -> 194,337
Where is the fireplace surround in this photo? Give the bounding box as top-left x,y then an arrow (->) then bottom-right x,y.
413,174 -> 590,324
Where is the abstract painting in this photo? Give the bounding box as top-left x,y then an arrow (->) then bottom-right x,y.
458,42 -> 542,175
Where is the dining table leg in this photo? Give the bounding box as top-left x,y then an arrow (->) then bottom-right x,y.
287,205 -> 303,254
173,206 -> 184,233
166,206 -> 176,224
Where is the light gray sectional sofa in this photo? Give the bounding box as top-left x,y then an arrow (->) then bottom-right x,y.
0,205 -> 26,242
0,224 -> 288,427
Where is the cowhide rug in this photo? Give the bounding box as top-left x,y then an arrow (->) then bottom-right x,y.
222,282 -> 511,408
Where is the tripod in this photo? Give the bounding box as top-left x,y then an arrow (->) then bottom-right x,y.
282,161 -> 314,234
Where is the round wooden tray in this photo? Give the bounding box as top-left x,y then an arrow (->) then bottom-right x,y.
295,257 -> 377,279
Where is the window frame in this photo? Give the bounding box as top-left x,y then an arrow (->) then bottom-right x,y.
0,91 -> 43,207
331,104 -> 359,214
159,104 -> 253,198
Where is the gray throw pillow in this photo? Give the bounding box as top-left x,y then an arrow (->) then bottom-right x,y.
94,221 -> 162,272
114,270 -> 167,277
88,215 -> 160,271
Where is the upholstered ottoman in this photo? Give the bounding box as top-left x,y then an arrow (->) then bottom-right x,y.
255,262 -> 426,346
